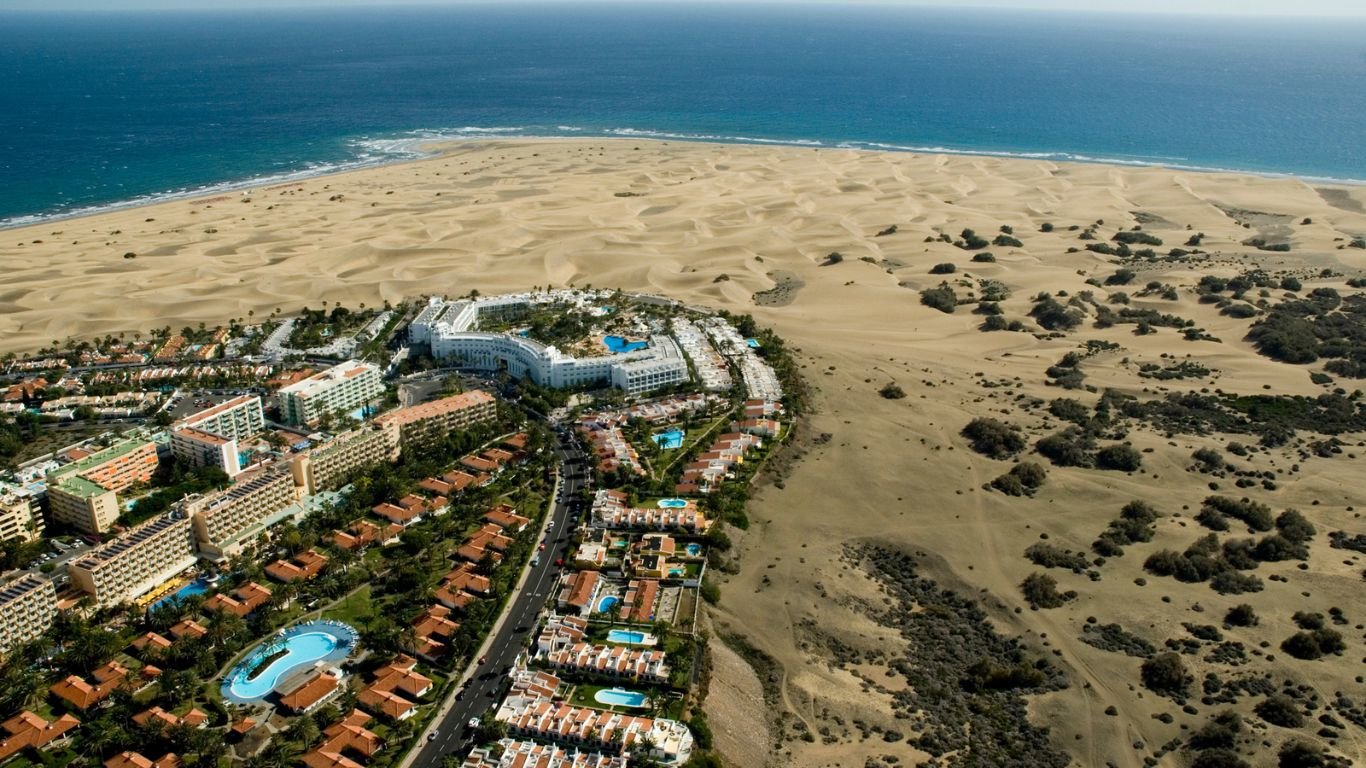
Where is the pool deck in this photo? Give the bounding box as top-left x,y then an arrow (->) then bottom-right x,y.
219,620 -> 358,705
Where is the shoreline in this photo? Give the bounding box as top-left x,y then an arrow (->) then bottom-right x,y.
6,130 -> 1366,232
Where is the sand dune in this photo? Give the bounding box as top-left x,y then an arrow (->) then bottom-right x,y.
4,139 -> 1366,766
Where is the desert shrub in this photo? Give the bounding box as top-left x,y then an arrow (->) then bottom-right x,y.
1277,739 -> 1349,768
1191,750 -> 1250,768
1275,509 -> 1316,544
960,658 -> 1046,692
1105,268 -> 1136,286
971,252 -> 996,263
962,417 -> 1025,459
1191,447 -> 1224,471
1291,611 -> 1324,630
1140,652 -> 1191,699
1280,276 -> 1302,292
1080,623 -> 1155,657
993,233 -> 1023,248
920,284 -> 957,314
1189,711 -> 1242,750
1114,230 -> 1163,246
930,262 -> 957,275
981,314 -> 1009,332
879,382 -> 907,400
1020,572 -> 1071,609
1048,398 -> 1090,424
957,228 -> 990,250
1203,496 -> 1274,532
1252,534 -> 1307,562
1096,443 -> 1142,471
1035,428 -> 1094,467
1281,628 -> 1346,660
1224,604 -> 1258,627
1024,543 -> 1087,571
1254,694 -> 1302,728
1210,570 -> 1263,595
1029,295 -> 1083,331
1196,507 -> 1232,531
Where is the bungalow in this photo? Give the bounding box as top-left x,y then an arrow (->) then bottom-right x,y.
50,661 -> 128,710
458,455 -> 499,474
105,752 -> 182,768
301,710 -> 382,768
204,581 -> 273,617
371,502 -> 420,528
638,534 -> 675,557
463,741 -> 625,768
266,549 -> 328,582
620,579 -> 660,623
168,619 -> 207,641
130,632 -> 173,655
501,433 -> 530,452
630,553 -> 673,580
357,655 -> 432,722
733,417 -> 780,438
483,504 -> 530,532
407,605 -> 459,663
542,642 -> 669,684
328,520 -> 383,551
132,707 -> 208,730
0,711 -> 80,761
280,669 -> 342,714
556,570 -> 600,616
481,448 -> 516,466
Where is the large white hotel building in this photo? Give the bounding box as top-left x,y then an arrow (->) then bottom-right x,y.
410,297 -> 689,398
278,360 -> 384,426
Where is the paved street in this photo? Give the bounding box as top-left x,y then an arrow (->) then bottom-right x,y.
407,428 -> 586,767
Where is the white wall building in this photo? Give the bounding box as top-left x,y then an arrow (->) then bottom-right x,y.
277,360 -> 384,426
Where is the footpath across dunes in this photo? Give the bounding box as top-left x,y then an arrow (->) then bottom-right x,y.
4,139 -> 1366,767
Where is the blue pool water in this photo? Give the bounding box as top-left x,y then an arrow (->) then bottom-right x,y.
597,596 -> 620,613
221,621 -> 357,703
685,543 -> 702,557
745,338 -> 761,349
603,336 -> 648,354
606,629 -> 649,644
149,577 -> 211,613
657,498 -> 688,509
595,687 -> 649,708
652,429 -> 684,450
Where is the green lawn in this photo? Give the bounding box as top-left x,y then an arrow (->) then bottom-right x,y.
321,584 -> 373,625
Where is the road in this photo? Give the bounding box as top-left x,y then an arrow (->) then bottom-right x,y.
407,428 -> 587,768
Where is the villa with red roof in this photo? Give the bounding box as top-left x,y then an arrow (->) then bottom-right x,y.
50,660 -> 128,709
0,711 -> 80,760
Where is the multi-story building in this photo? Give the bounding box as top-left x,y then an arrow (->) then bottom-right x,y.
67,514 -> 198,607
412,297 -> 690,397
494,688 -> 693,765
188,463 -> 298,560
169,395 -> 264,478
0,483 -> 43,543
373,390 -> 497,453
463,741 -> 627,768
277,360 -> 383,427
46,438 -> 159,535
0,574 -> 57,654
290,425 -> 395,495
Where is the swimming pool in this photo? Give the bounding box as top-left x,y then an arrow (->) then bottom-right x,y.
220,621 -> 357,703
657,498 -> 688,509
595,687 -> 649,708
597,595 -> 620,613
685,543 -> 703,557
603,335 -> 649,354
652,429 -> 684,450
745,338 -> 761,349
606,629 -> 652,645
149,577 -> 211,613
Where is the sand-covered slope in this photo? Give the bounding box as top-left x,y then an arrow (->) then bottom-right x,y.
4,140 -> 1366,766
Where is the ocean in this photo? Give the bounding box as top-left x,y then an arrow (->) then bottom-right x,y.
2,3 -> 1365,226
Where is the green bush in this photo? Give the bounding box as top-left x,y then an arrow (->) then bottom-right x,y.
1253,694 -> 1302,727
962,417 -> 1026,459
1140,652 -> 1190,698
1096,444 -> 1142,471
921,284 -> 957,314
1020,572 -> 1071,609
930,262 -> 957,274
971,252 -> 996,263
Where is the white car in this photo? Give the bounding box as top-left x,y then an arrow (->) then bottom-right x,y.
467,718 -> 481,729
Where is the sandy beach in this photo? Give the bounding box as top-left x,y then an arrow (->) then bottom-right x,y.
4,139 -> 1366,766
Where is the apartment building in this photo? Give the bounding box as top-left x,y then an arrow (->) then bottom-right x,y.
373,390 -> 497,453
277,360 -> 383,427
0,483 -> 43,543
46,438 -> 159,535
168,394 -> 264,479
463,741 -> 627,768
494,691 -> 693,765
0,573 -> 57,655
187,463 -> 298,559
290,426 -> 395,495
68,514 -> 198,607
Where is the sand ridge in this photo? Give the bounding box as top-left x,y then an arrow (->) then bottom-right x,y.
4,139 -> 1366,766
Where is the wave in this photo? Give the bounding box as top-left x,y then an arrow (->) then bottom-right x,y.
6,123 -> 1363,229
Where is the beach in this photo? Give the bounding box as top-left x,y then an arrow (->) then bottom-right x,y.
4,138 -> 1366,766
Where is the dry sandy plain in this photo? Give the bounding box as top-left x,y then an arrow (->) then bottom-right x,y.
4,139 -> 1366,767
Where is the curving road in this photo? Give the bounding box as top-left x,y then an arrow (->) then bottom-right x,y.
406,427 -> 587,768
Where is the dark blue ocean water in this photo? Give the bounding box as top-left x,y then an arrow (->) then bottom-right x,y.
2,4 -> 1365,226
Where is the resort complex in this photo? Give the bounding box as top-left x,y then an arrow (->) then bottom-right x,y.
0,289 -> 791,768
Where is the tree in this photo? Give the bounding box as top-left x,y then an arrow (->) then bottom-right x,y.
1020,572 -> 1070,609
961,418 -> 1025,459
1096,444 -> 1142,471
1254,694 -> 1302,728
878,383 -> 906,400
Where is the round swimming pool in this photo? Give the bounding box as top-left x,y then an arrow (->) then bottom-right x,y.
595,687 -> 649,708
220,621 -> 357,703
657,498 -> 688,509
597,595 -> 620,613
